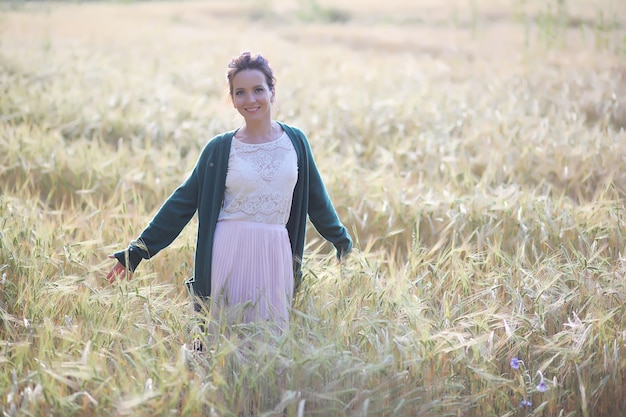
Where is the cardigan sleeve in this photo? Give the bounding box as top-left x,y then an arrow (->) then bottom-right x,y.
304,139 -> 353,259
114,158 -> 202,271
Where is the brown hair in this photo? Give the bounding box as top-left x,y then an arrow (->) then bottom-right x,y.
227,52 -> 276,98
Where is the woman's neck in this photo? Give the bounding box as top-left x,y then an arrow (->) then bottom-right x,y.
237,120 -> 280,144
245,119 -> 273,136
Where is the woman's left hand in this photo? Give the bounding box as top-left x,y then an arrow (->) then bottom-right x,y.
106,255 -> 133,283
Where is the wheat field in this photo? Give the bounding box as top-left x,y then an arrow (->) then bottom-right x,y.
1,0 -> 625,416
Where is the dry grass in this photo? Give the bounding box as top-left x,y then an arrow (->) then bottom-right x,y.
1,0 -> 625,416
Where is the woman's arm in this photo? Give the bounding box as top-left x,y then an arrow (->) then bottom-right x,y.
109,159 -> 202,278
305,141 -> 353,259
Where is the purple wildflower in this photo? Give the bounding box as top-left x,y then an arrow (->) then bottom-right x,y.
520,399 -> 533,408
510,357 -> 521,369
536,371 -> 548,392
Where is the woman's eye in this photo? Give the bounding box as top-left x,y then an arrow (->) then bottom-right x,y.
256,88 -> 264,93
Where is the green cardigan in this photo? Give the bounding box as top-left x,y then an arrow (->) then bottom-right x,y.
114,122 -> 352,298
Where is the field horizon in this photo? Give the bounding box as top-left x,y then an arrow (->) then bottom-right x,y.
1,1 -> 625,416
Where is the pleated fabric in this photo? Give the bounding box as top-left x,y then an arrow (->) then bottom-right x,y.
210,220 -> 294,328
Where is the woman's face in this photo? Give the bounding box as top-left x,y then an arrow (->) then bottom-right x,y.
231,69 -> 274,124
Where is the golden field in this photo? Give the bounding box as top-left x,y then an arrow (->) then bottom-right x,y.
1,0 -> 625,415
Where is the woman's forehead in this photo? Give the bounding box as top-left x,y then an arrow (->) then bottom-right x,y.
232,69 -> 267,87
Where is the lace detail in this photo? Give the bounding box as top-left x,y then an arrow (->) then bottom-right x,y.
218,133 -> 298,225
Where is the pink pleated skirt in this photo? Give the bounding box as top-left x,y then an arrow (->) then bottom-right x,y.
210,220 -> 294,327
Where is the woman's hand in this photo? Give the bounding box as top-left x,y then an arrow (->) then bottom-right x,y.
106,255 -> 133,283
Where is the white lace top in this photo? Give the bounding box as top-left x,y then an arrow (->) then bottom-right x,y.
218,132 -> 298,225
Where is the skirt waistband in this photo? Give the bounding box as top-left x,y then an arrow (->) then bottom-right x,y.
216,220 -> 286,231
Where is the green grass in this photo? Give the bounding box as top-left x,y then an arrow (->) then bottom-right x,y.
1,0 -> 625,416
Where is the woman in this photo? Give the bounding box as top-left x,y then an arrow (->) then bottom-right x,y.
107,52 -> 352,327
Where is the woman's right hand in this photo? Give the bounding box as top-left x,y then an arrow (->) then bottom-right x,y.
106,255 -> 133,283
